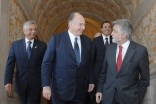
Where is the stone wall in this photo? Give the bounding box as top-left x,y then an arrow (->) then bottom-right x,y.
133,2 -> 156,104
0,0 -> 26,103
8,0 -> 26,46
133,2 -> 156,66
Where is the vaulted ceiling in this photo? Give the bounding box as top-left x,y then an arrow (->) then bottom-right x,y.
17,0 -> 144,42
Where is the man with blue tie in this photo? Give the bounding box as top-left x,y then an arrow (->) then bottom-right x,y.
4,21 -> 47,104
41,12 -> 95,104
89,21 -> 112,104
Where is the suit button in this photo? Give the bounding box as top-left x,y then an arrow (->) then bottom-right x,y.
116,76 -> 118,78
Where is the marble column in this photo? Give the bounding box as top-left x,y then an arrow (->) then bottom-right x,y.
0,0 -> 19,103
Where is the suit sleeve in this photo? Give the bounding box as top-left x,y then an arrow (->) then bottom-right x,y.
4,43 -> 16,85
91,39 -> 96,69
88,40 -> 95,84
96,50 -> 108,92
41,36 -> 56,87
138,48 -> 150,102
89,39 -> 96,83
41,43 -> 47,60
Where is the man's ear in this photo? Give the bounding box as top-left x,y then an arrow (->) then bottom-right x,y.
69,22 -> 73,28
23,29 -> 28,35
101,28 -> 103,31
23,30 -> 26,34
122,33 -> 127,38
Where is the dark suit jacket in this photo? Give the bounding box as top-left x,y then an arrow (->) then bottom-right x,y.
41,31 -> 94,101
4,39 -> 47,94
97,41 -> 149,104
92,35 -> 112,82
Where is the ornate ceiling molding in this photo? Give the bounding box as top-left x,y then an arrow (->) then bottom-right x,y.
46,11 -> 105,41
16,0 -> 148,41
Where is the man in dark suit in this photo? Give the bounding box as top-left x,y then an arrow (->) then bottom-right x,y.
96,19 -> 149,104
4,21 -> 47,104
41,12 -> 94,104
89,21 -> 113,104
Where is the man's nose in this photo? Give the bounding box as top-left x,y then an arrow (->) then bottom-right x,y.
32,29 -> 36,32
111,32 -> 113,36
82,25 -> 85,30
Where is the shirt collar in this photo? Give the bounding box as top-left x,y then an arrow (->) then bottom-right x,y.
25,38 -> 34,44
68,30 -> 80,40
119,40 -> 130,50
102,34 -> 110,39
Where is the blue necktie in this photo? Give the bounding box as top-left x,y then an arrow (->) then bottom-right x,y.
27,41 -> 32,59
74,37 -> 80,66
105,38 -> 109,48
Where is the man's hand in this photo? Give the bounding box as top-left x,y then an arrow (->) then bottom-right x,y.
5,83 -> 11,94
96,92 -> 102,103
94,32 -> 101,38
43,86 -> 51,100
88,84 -> 94,92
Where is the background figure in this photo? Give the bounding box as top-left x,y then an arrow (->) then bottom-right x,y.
96,19 -> 149,104
94,32 -> 101,38
41,12 -> 94,104
4,21 -> 47,104
89,21 -> 112,104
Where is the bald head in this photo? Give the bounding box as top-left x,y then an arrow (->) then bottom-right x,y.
68,12 -> 85,36
68,12 -> 84,27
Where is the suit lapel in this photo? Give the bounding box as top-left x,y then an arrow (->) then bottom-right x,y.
110,36 -> 113,44
63,31 -> 76,61
99,36 -> 105,46
118,41 -> 135,73
20,39 -> 27,59
99,35 -> 104,45
98,36 -> 106,51
79,35 -> 85,66
110,44 -> 118,74
29,39 -> 38,60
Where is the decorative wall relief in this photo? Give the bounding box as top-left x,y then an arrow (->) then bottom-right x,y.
8,0 -> 26,46
133,3 -> 156,65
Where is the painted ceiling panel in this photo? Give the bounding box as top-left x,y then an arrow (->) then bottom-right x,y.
17,0 -> 144,41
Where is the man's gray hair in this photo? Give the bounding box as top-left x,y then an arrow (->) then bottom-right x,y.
23,21 -> 37,31
112,19 -> 133,40
68,12 -> 80,28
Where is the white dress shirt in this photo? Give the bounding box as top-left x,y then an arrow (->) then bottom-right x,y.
102,34 -> 111,45
25,38 -> 34,50
68,30 -> 81,61
116,40 -> 130,62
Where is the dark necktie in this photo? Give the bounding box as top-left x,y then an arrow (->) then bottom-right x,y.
116,45 -> 122,72
105,38 -> 109,48
27,41 -> 32,59
74,37 -> 80,66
